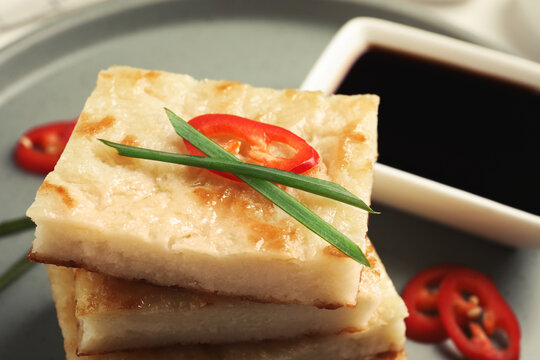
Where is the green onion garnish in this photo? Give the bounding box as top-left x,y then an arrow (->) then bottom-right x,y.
0,218 -> 36,293
0,251 -> 35,292
0,216 -> 35,238
102,109 -> 371,266
99,140 -> 377,214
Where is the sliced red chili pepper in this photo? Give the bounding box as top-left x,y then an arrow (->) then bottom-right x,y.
14,119 -> 77,174
438,268 -> 520,360
184,114 -> 320,180
402,264 -> 464,343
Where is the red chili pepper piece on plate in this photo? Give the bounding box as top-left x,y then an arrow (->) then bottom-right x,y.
14,119 -> 77,174
184,114 -> 320,180
438,268 -> 521,360
401,264 -> 465,343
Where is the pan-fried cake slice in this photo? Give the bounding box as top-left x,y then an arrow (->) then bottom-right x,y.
46,253 -> 407,360
28,66 -> 379,306
75,239 -> 383,355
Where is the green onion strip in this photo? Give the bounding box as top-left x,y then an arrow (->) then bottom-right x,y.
0,217 -> 35,238
0,217 -> 36,293
0,251 -> 35,292
98,141 -> 377,214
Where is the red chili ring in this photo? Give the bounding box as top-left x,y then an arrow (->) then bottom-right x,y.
14,119 -> 77,174
184,114 -> 320,181
402,264 -> 464,343
438,268 -> 520,360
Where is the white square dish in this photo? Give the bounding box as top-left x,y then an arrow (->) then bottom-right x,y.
301,17 -> 540,247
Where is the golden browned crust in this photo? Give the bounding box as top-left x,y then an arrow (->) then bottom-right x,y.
28,251 -> 86,269
77,114 -> 116,136
323,245 -> 349,258
190,184 -> 301,252
99,68 -> 158,85
120,135 -> 139,146
248,221 -> 299,251
37,181 -> 74,208
143,70 -> 161,80
214,80 -> 242,92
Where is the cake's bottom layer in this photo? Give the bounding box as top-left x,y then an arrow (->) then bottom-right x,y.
74,239 -> 385,354
47,264 -> 407,360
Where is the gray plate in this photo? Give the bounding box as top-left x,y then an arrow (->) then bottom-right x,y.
0,0 -> 537,359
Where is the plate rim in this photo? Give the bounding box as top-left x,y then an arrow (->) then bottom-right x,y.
0,0 -> 513,69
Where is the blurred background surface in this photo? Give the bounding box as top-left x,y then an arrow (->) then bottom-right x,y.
1,0 -> 540,61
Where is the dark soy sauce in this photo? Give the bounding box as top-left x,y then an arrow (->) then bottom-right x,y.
337,46 -> 540,215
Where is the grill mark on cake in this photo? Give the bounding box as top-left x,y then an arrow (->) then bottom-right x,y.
38,181 -> 74,208
324,236 -> 373,265
323,245 -> 348,258
342,121 -> 368,143
144,70 -> 161,79
353,132 -> 367,142
192,185 -> 299,252
99,72 -> 113,79
78,115 -> 116,136
75,272 -> 160,315
118,68 -> 152,84
192,185 -> 274,217
141,71 -> 166,99
283,88 -> 297,99
361,160 -> 374,172
366,246 -> 377,268
121,135 -> 139,146
190,183 -> 308,254
336,137 -> 354,168
364,239 -> 379,277
95,137 -> 137,167
335,138 -> 373,172
249,220 -> 298,251
334,122 -> 370,169
215,81 -> 242,92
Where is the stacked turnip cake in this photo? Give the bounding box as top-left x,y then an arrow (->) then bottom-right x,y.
28,66 -> 407,359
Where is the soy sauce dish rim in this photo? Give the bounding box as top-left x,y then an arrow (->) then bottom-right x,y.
300,17 -> 540,248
